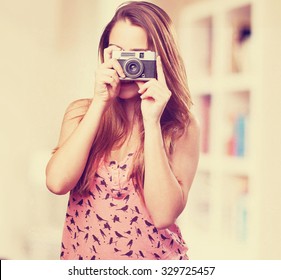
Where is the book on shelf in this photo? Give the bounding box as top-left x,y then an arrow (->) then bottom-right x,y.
226,113 -> 248,157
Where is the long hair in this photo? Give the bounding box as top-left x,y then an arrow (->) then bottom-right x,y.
75,1 -> 192,195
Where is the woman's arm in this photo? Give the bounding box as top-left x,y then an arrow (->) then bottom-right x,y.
46,46 -> 124,195
143,116 -> 200,229
138,56 -> 200,229
45,98 -> 106,195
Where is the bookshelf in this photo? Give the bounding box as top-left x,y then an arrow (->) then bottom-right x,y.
177,0 -> 281,259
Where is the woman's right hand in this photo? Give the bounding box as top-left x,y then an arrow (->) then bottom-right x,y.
94,45 -> 125,105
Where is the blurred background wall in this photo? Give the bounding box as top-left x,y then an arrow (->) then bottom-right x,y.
0,0 -> 280,260
0,0 -> 122,259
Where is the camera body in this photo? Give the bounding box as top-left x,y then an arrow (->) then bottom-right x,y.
112,51 -> 157,81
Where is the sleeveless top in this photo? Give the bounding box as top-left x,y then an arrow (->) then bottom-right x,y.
60,153 -> 188,260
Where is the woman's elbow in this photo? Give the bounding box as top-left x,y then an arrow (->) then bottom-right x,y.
151,213 -> 177,230
154,220 -> 174,230
150,204 -> 185,230
45,175 -> 70,195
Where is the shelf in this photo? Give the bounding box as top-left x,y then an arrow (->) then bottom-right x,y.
178,0 -> 281,260
189,76 -> 215,95
198,155 -> 251,176
222,157 -> 250,175
222,72 -> 253,92
178,0 -> 261,259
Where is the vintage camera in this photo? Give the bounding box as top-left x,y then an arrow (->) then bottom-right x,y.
112,51 -> 156,81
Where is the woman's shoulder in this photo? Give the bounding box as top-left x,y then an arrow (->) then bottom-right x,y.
187,113 -> 200,136
66,98 -> 92,112
64,98 -> 93,121
176,113 -> 200,149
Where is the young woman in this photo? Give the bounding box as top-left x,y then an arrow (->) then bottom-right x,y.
46,1 -> 200,260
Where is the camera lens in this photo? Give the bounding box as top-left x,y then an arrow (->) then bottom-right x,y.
123,58 -> 144,79
129,63 -> 138,72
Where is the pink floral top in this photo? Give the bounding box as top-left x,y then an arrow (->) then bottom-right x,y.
60,153 -> 188,260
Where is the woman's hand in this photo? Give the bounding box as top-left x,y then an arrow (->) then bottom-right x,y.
94,46 -> 125,105
137,56 -> 171,125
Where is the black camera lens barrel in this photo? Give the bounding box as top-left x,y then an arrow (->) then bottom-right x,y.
123,58 -> 144,79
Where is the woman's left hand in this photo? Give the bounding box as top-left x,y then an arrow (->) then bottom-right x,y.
137,56 -> 171,124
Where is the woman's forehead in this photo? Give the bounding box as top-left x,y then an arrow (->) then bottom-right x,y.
109,19 -> 148,51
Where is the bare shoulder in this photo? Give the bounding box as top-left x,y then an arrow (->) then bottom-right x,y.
64,98 -> 92,122
54,98 -> 92,150
176,113 -> 200,150
171,113 -> 200,193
